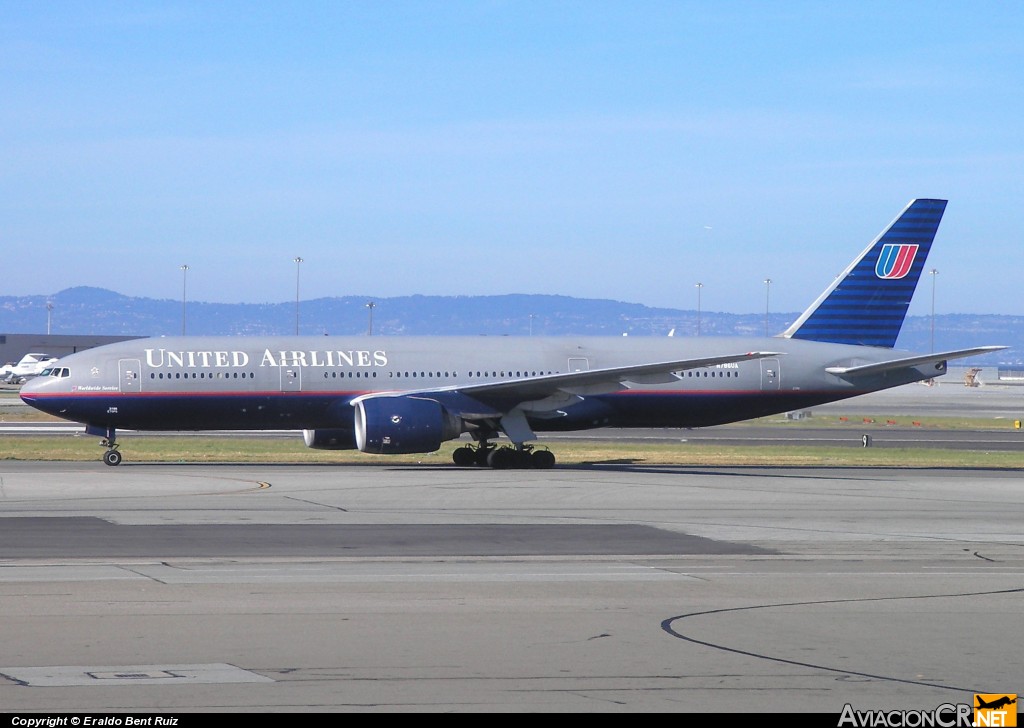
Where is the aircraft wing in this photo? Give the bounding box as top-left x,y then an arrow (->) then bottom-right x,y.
824,346 -> 1006,377
353,351 -> 780,416
456,350 -> 781,400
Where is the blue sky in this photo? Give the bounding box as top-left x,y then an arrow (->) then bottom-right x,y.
2,1 -> 1021,316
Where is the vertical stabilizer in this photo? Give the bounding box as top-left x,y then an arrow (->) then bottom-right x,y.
782,198 -> 946,348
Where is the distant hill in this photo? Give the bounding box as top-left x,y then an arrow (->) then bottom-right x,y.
1,287 -> 1019,366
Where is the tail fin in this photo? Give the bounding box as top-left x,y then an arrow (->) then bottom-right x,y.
782,198 -> 946,348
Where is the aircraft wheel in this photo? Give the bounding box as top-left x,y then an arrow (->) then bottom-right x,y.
103,449 -> 123,467
452,446 -> 475,466
487,447 -> 513,469
531,449 -> 556,469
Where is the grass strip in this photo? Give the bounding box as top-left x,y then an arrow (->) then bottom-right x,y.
1,435 -> 1022,468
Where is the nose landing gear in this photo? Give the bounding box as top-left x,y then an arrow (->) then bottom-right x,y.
98,429 -> 122,466
102,446 -> 122,466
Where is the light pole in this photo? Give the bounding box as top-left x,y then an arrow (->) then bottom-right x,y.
46,301 -> 53,335
695,282 -> 703,336
180,265 -> 189,335
366,301 -> 376,336
763,278 -> 772,337
930,268 -> 938,353
293,256 -> 303,335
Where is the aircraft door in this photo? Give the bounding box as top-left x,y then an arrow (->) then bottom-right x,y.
119,359 -> 142,393
280,365 -> 301,392
567,357 -> 589,372
760,358 -> 781,390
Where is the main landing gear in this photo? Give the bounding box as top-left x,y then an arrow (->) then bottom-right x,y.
451,441 -> 556,469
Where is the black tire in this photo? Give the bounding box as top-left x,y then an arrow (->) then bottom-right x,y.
487,447 -> 512,469
531,449 -> 556,469
452,446 -> 475,466
103,449 -> 123,467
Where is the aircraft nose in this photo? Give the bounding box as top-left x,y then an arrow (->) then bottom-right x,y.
19,375 -> 45,401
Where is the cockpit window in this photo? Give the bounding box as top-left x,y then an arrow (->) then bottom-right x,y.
43,367 -> 70,378
40,368 -> 54,377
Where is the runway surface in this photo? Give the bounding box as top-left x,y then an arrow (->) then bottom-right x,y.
0,459 -> 1021,713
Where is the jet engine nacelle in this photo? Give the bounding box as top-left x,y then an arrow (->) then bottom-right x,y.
302,428 -> 357,450
354,395 -> 462,454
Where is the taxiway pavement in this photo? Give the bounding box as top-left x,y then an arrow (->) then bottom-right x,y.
0,460 -> 1020,713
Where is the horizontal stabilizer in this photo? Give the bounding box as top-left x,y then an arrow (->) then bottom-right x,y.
825,346 -> 1006,377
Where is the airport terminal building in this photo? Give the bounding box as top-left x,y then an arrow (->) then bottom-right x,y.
0,333 -> 141,366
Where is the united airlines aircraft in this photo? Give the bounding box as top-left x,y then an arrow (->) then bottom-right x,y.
20,199 -> 1003,468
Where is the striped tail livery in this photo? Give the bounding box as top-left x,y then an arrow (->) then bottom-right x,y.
783,198 -> 946,348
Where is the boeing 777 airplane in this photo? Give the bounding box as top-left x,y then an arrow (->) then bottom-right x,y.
20,199 -> 1004,468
